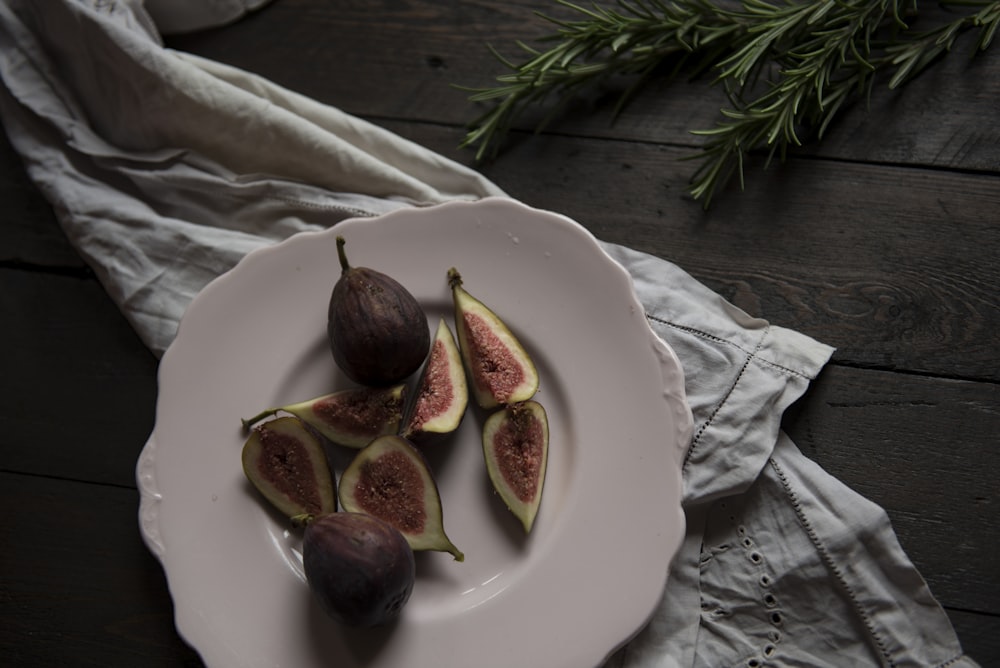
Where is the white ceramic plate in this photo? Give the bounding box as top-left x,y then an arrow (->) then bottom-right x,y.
137,197 -> 691,668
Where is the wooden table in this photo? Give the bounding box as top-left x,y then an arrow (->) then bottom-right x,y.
2,1 -> 997,665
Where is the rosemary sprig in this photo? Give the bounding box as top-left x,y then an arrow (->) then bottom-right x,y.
457,0 -> 999,207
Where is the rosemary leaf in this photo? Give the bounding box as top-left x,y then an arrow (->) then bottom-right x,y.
457,0 -> 999,206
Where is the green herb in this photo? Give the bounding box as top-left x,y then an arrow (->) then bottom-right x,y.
457,0 -> 999,207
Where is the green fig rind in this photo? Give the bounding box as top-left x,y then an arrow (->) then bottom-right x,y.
241,416 -> 337,520
243,385 -> 407,449
482,400 -> 549,533
448,268 -> 539,409
402,319 -> 468,441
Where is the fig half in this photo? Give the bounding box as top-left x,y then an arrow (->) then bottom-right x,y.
448,268 -> 539,409
401,318 -> 468,442
242,384 -> 406,449
303,512 -> 415,628
482,401 -> 549,533
241,416 -> 337,520
328,236 -> 430,386
339,435 -> 464,561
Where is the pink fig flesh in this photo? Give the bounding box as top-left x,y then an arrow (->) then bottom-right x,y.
402,318 -> 468,441
242,384 -> 406,449
241,416 -> 337,520
340,435 -> 464,561
448,268 -> 538,409
482,400 -> 549,533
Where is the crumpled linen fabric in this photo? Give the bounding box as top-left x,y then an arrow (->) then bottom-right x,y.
602,242 -> 975,668
0,0 -> 503,355
0,1 -> 977,667
142,0 -> 272,34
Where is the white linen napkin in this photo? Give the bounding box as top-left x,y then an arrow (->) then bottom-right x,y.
0,1 -> 978,667
142,0 -> 273,34
0,0 -> 502,355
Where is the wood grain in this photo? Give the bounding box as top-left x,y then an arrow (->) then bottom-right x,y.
0,130 -> 83,269
164,0 -> 1000,171
2,1 -> 997,667
784,366 -> 999,612
0,473 -> 202,667
948,609 -> 1000,667
10,115 -> 996,382
0,269 -> 157,486
469,131 -> 1000,381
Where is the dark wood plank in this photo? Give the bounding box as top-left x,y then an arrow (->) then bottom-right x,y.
804,32 -> 1000,171
2,467 -> 995,666
0,129 -> 83,268
6,0 -> 993,380
168,0 -> 1000,380
0,268 -> 158,486
466,130 -> 1000,382
0,473 -> 202,667
948,609 -> 1000,667
784,365 -> 999,613
2,3 -> 997,666
164,0 -> 1000,172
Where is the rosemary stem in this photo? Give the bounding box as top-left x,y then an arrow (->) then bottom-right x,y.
457,0 -> 1000,206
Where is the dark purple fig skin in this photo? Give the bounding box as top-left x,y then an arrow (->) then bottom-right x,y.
302,512 -> 415,628
328,236 -> 430,386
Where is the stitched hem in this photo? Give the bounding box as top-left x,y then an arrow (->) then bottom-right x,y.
266,194 -> 379,218
768,456 -> 898,668
682,325 -> 770,472
647,314 -> 815,381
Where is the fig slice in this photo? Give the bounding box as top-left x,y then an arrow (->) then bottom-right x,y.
339,435 -> 464,561
401,318 -> 468,442
241,416 -> 337,521
482,400 -> 549,533
328,236 -> 430,386
241,384 -> 406,449
448,267 -> 539,409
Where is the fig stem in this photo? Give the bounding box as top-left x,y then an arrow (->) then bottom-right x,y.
336,235 -> 351,273
447,267 -> 463,289
241,408 -> 280,433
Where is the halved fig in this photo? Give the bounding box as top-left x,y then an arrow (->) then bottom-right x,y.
241,416 -> 337,520
482,401 -> 549,533
401,318 -> 468,442
241,384 -> 406,449
448,268 -> 539,409
339,435 -> 464,561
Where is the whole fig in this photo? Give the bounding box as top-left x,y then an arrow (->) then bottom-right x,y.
328,236 -> 430,386
302,512 -> 415,628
